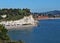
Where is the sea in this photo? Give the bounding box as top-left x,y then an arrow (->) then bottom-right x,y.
8,19 -> 60,43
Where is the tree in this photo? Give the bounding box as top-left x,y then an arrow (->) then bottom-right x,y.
0,8 -> 31,21
0,25 -> 24,43
0,25 -> 10,43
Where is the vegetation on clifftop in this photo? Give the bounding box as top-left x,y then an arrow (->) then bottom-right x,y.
0,8 -> 31,21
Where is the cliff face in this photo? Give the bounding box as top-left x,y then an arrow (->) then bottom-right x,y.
0,15 -> 35,25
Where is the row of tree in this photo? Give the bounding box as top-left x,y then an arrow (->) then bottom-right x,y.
0,8 -> 31,21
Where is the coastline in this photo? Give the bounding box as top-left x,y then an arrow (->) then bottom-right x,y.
5,24 -> 37,30
1,17 -> 60,29
0,15 -> 38,29
38,18 -> 60,20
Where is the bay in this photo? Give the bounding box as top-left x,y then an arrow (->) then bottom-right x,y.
8,19 -> 60,43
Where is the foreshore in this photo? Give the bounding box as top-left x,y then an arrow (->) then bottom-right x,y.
5,24 -> 37,30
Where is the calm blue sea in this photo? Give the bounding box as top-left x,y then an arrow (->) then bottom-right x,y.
8,19 -> 60,43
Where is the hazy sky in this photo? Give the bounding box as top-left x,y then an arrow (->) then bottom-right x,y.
0,0 -> 60,12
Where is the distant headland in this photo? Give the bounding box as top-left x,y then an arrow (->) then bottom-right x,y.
33,10 -> 60,20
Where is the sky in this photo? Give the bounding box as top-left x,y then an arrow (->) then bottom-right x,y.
0,0 -> 60,12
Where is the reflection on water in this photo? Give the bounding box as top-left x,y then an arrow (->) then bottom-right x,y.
8,26 -> 37,41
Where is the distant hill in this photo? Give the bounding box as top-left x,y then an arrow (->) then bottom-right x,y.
46,10 -> 60,15
42,10 -> 60,15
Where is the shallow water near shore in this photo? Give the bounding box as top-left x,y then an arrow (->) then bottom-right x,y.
8,19 -> 60,43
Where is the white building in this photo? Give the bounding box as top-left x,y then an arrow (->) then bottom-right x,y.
1,15 -> 7,18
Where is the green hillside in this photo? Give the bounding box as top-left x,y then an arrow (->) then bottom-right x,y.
0,8 -> 30,21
